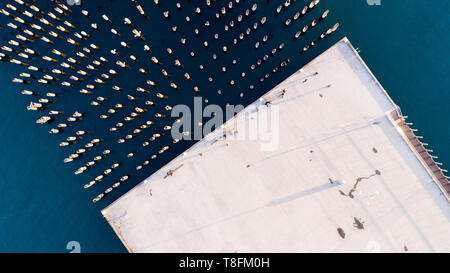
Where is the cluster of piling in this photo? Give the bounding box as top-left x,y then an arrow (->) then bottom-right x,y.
0,0 -> 342,203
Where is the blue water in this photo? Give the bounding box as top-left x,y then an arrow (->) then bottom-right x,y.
0,0 -> 448,252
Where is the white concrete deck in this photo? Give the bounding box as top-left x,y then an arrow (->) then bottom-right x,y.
102,38 -> 450,253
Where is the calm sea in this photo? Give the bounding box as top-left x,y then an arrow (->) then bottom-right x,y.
0,0 -> 448,252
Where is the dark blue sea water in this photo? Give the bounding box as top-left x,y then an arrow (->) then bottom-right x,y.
0,0 -> 448,252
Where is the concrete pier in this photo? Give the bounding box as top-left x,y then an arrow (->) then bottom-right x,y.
102,38 -> 450,253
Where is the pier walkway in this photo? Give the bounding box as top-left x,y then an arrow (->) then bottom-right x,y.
102,38 -> 450,253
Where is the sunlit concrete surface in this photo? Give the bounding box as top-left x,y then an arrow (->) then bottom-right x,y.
102,38 -> 450,253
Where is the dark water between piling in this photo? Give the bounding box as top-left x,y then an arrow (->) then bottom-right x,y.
0,0 -> 448,252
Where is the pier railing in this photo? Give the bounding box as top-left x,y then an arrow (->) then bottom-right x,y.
389,110 -> 450,202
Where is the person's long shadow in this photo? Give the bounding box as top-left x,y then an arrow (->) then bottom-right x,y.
267,182 -> 341,207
